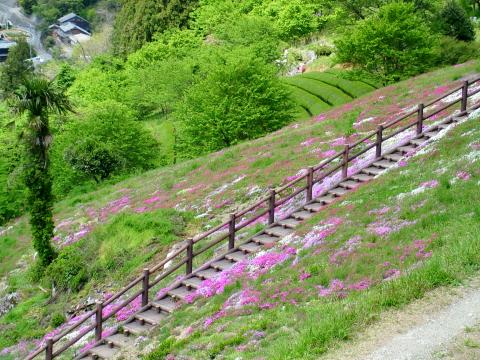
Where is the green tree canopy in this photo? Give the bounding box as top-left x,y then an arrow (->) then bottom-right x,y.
438,1 -> 476,42
176,48 -> 294,157
335,2 -> 437,84
0,38 -> 34,95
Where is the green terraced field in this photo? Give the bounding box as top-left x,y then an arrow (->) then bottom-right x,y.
284,71 -> 378,119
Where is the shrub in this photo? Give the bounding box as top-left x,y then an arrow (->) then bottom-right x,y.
434,36 -> 480,66
50,313 -> 66,327
45,245 -> 89,292
52,100 -> 159,193
438,1 -> 475,42
176,48 -> 294,157
335,2 -> 437,84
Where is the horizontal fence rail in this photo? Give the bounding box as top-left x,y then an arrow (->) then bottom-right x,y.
27,77 -> 480,360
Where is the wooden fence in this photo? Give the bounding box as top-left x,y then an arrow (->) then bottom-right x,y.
27,77 -> 480,360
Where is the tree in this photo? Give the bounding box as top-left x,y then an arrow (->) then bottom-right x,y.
12,77 -> 73,267
335,2 -> 437,84
0,38 -> 34,95
176,48 -> 294,157
438,1 -> 475,42
113,0 -> 198,57
54,100 -> 159,187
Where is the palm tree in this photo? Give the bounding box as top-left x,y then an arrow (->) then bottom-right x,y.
12,76 -> 73,267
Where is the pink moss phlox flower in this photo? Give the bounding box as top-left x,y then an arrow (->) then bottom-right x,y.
369,207 -> 390,216
144,196 -> 161,204
382,261 -> 391,267
472,143 -> 480,150
204,310 -> 226,328
134,206 -> 149,213
301,138 -> 319,147
299,271 -> 311,282
398,160 -> 408,167
421,180 -> 439,189
316,114 -> 327,122
373,226 -> 392,236
329,137 -> 348,147
457,171 -> 471,181
348,279 -> 372,291
433,85 -> 450,96
115,295 -> 142,321
303,217 -> 343,249
384,268 -> 401,280
320,149 -> 337,158
317,279 -> 345,297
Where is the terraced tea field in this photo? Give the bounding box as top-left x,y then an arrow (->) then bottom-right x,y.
285,71 -> 378,119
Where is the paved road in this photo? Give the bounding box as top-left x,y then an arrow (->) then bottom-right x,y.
0,0 -> 51,62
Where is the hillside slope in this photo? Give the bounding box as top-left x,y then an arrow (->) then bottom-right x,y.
0,61 -> 479,358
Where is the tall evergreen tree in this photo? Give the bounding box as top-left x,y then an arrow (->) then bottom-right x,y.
0,38 -> 34,95
12,77 -> 73,267
113,0 -> 198,57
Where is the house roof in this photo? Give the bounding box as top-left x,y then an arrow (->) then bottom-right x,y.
0,40 -> 16,50
58,12 -> 87,24
59,22 -> 91,36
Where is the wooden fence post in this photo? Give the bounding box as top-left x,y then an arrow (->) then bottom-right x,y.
95,301 -> 103,342
342,145 -> 350,179
45,338 -> 53,360
228,213 -> 236,250
376,125 -> 383,158
416,103 -> 424,135
186,238 -> 193,275
306,167 -> 314,202
268,189 -> 276,225
142,268 -> 150,307
461,80 -> 469,113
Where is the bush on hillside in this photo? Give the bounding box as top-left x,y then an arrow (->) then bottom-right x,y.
45,244 -> 89,292
434,36 -> 480,66
52,100 -> 159,193
438,1 -> 475,42
335,2 -> 437,84
176,48 -> 294,157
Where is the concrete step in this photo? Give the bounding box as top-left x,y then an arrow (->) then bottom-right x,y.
182,276 -> 204,289
151,296 -> 178,313
252,234 -> 278,245
317,194 -> 337,204
89,344 -> 119,359
211,259 -> 235,271
362,167 -> 384,176
410,137 -> 427,146
397,145 -> 417,154
373,159 -> 396,169
239,241 -> 262,253
438,123 -> 451,130
105,333 -> 135,348
123,319 -> 153,336
328,187 -> 348,196
424,130 -> 440,138
196,268 -> 220,280
304,202 -> 323,212
339,180 -> 359,190
168,285 -> 195,301
383,152 -> 404,162
278,218 -> 302,228
135,308 -> 167,325
264,226 -> 294,237
225,251 -> 249,262
291,210 -> 314,220
351,173 -> 374,182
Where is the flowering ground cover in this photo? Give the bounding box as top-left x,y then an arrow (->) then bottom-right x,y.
0,61 -> 479,358
139,116 -> 480,359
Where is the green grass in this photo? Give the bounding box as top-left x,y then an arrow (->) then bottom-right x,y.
142,118 -> 480,359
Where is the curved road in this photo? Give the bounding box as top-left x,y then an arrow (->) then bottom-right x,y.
0,0 -> 51,62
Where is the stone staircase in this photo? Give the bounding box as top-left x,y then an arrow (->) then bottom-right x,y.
80,108 -> 474,359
